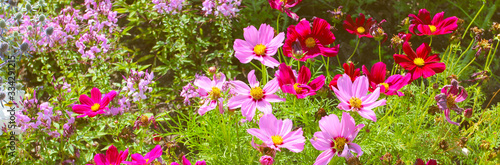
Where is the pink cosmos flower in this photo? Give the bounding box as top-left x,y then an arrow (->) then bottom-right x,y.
283,18 -> 339,61
362,62 -> 411,96
434,79 -> 468,125
94,145 -> 129,165
409,9 -> 458,36
194,73 -> 227,115
415,159 -> 437,165
276,63 -> 325,99
234,24 -> 285,68
228,70 -> 285,121
331,74 -> 386,122
72,87 -> 117,118
247,114 -> 305,152
393,42 -> 446,81
171,155 -> 206,165
123,145 -> 162,165
268,0 -> 302,21
259,155 -> 274,165
311,112 -> 365,164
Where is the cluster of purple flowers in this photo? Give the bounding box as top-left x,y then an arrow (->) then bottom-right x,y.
201,0 -> 241,18
107,70 -> 154,115
152,0 -> 186,14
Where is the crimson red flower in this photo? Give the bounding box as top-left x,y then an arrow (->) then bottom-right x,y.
283,18 -> 339,61
268,0 -> 302,21
362,62 -> 411,96
393,42 -> 446,81
275,63 -> 325,99
409,9 -> 458,36
328,62 -> 360,90
343,13 -> 376,38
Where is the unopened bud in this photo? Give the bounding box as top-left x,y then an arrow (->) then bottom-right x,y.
208,66 -> 216,74
45,26 -> 54,35
27,26 -> 33,31
15,13 -> 22,20
291,39 -> 304,60
464,108 -> 473,118
20,42 -> 29,52
259,155 -> 274,165
39,15 -> 46,22
0,19 -> 6,28
0,91 -> 6,100
26,4 -> 32,11
0,42 -> 8,52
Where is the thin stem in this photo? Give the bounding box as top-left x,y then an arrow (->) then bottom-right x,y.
336,55 -> 341,68
347,38 -> 360,61
297,60 -> 300,70
462,2 -> 485,39
429,36 -> 433,47
249,62 -> 262,73
378,41 -> 382,62
322,56 -> 330,80
261,63 -> 268,84
453,39 -> 475,67
485,40 -> 499,70
457,57 -> 476,77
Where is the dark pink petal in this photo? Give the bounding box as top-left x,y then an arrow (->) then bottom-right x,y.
402,42 -> 417,59
106,145 -> 119,164
444,109 -> 459,125
355,13 -> 366,27
284,8 -> 299,21
195,160 -> 207,165
72,104 -> 91,114
79,94 -> 94,106
91,87 -> 102,103
309,75 -> 325,91
297,65 -> 311,84
431,12 -> 444,25
181,155 -> 192,165
94,153 -> 107,165
417,9 -> 431,24
99,90 -> 117,107
295,20 -> 311,37
416,43 -> 431,58
425,62 -> 446,74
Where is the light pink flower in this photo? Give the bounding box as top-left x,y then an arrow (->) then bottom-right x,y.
331,74 -> 386,122
228,70 -> 285,121
311,113 -> 364,165
194,73 -> 227,115
233,24 -> 285,68
247,114 -> 305,152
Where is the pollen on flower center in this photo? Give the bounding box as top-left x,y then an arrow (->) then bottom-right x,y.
293,83 -> 303,93
250,87 -> 264,100
357,26 -> 365,34
413,57 -> 425,67
428,25 -> 437,33
379,83 -> 390,92
349,97 -> 362,109
271,135 -> 284,145
305,37 -> 316,48
91,103 -> 100,112
254,44 -> 267,56
446,94 -> 457,107
210,87 -> 222,100
333,137 -> 348,152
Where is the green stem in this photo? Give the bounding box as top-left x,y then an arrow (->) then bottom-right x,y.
249,62 -> 262,73
457,57 -> 476,77
347,38 -> 360,62
297,60 -> 300,70
378,41 -> 382,62
322,56 -> 330,80
485,40 -> 499,70
453,39 -> 475,68
261,63 -> 268,84
462,2 -> 485,39
429,36 -> 433,47
336,55 -> 341,68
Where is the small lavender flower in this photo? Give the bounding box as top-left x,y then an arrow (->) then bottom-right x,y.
435,79 -> 468,125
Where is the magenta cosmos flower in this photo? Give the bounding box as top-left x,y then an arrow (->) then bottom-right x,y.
94,145 -> 129,165
394,42 -> 446,81
276,63 -> 325,99
123,145 -> 162,165
283,18 -> 339,61
331,74 -> 386,122
415,159 -> 437,165
72,87 -> 117,118
247,113 -> 305,152
435,79 -> 468,125
194,73 -> 226,115
234,24 -> 285,68
171,155 -> 206,165
311,112 -> 365,164
362,62 -> 411,96
343,13 -> 376,38
228,70 -> 285,121
268,0 -> 302,21
409,9 -> 458,36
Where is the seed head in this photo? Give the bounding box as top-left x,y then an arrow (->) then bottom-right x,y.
0,19 -> 6,29
0,92 -> 6,100
46,26 -> 54,36
15,13 -> 22,20
20,42 -> 29,52
0,42 -> 8,53
39,15 -> 46,22
26,4 -> 32,11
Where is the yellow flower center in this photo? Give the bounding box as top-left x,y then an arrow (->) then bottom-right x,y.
413,57 -> 425,67
349,97 -> 362,109
250,87 -> 264,100
254,44 -> 267,56
357,26 -> 365,34
271,135 -> 284,145
209,87 -> 222,100
446,94 -> 457,107
280,0 -> 287,3
305,37 -> 316,48
145,159 -> 150,163
293,83 -> 303,93
334,137 -> 348,152
379,83 -> 390,92
91,103 -> 100,112
428,25 -> 437,33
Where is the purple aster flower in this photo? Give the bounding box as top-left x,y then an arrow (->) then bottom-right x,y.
434,79 -> 468,125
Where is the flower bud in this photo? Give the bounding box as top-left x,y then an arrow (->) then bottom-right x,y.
0,42 -> 8,53
45,26 -> 54,36
26,4 -> 32,11
491,22 -> 500,34
0,91 -> 6,101
15,13 -> 22,20
291,39 -> 305,60
259,155 -> 274,165
463,108 -> 472,118
208,66 -> 216,74
39,15 -> 46,22
0,19 -> 6,29
20,42 -> 29,52
27,25 -> 33,31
